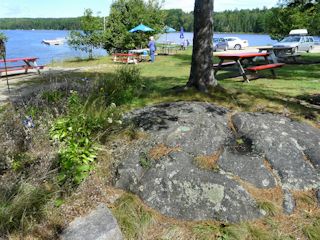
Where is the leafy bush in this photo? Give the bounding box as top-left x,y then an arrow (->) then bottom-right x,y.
99,65 -> 144,105
50,91 -> 122,185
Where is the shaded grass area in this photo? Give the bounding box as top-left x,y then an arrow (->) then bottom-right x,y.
48,50 -> 320,110
61,51 -> 320,124
47,50 -> 320,127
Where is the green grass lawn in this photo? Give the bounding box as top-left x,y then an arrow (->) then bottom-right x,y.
52,49 -> 320,125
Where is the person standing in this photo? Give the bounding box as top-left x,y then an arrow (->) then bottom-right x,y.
148,36 -> 156,62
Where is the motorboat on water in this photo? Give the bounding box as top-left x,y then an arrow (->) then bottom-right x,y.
41,38 -> 65,45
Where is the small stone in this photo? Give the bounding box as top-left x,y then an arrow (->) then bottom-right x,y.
260,209 -> 267,216
283,189 -> 295,215
262,179 -> 270,187
61,204 -> 123,240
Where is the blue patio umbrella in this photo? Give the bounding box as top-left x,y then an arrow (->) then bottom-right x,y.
129,24 -> 154,49
163,26 -> 176,42
180,26 -> 184,39
163,26 -> 176,33
129,24 -> 154,33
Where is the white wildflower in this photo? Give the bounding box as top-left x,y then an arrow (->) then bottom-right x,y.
107,118 -> 113,124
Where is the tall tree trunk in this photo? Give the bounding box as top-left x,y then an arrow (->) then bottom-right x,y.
187,0 -> 217,92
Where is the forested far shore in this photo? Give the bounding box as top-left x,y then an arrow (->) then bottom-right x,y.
0,8 -> 272,33
0,18 -> 82,30
164,8 -> 271,33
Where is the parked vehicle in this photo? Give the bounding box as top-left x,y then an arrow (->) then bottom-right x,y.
213,38 -> 228,51
273,29 -> 314,53
313,36 -> 320,45
223,37 -> 249,50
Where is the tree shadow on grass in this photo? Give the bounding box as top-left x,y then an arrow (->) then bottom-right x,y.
279,64 -> 320,79
142,70 -> 320,123
81,68 -> 319,123
170,53 -> 192,66
296,93 -> 320,106
6,62 -> 319,125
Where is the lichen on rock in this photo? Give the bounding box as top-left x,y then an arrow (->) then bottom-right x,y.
114,102 -> 320,222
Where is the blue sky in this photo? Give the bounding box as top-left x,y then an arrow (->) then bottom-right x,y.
0,0 -> 279,18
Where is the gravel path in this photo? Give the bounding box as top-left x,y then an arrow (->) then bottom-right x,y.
0,66 -> 87,104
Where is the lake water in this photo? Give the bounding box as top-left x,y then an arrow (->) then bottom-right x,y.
1,30 -> 107,65
1,30 -> 278,65
158,32 -> 278,47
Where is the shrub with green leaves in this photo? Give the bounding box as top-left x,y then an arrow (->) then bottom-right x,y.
99,65 -> 144,105
50,91 -> 122,185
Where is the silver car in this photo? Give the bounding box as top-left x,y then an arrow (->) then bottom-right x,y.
213,38 -> 228,51
273,35 -> 314,53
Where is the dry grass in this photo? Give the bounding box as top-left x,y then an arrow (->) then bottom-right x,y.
239,180 -> 283,208
148,144 -> 181,160
293,190 -> 319,213
120,124 -> 149,142
246,190 -> 320,239
227,112 -> 238,133
193,149 -> 223,171
233,176 -> 283,219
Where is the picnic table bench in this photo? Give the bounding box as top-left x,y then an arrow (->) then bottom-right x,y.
0,57 -> 44,77
158,45 -> 179,55
214,52 -> 285,82
246,63 -> 285,78
112,53 -> 138,64
213,61 -> 236,68
276,53 -> 301,63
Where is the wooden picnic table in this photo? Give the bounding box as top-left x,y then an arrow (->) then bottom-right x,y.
112,53 -> 139,64
128,49 -> 149,61
0,57 -> 44,77
257,46 -> 278,63
214,52 -> 284,82
158,45 -> 178,55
